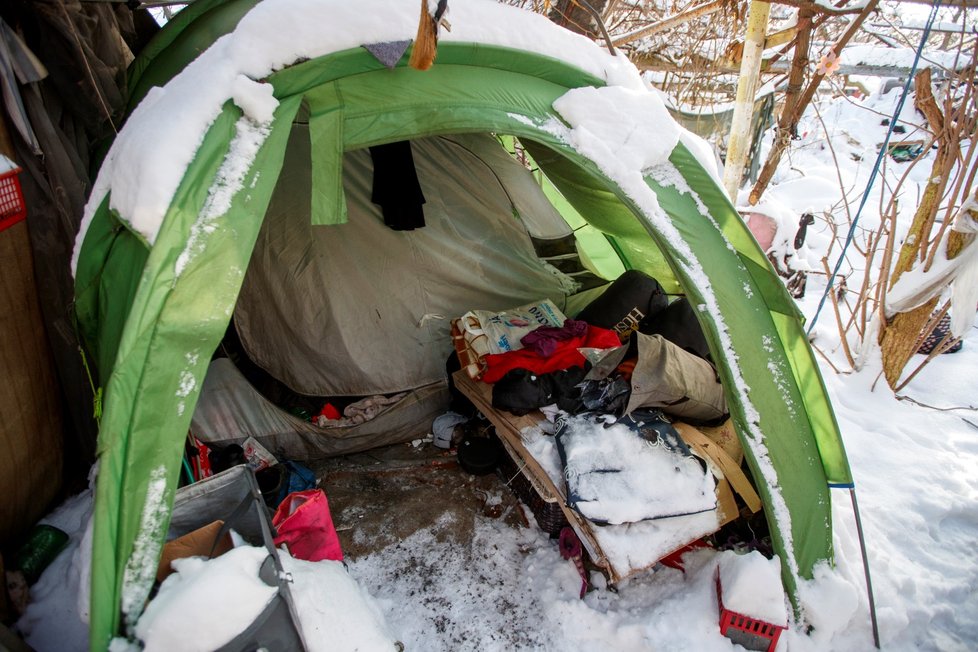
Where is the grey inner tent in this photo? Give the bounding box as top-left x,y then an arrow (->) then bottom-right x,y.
235,131 -> 582,397
193,130 -> 601,457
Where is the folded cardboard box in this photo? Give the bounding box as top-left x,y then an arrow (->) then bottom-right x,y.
156,519 -> 233,583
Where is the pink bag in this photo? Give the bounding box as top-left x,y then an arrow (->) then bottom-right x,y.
272,490 -> 343,562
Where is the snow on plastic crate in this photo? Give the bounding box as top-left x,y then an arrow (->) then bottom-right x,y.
716,573 -> 786,652
0,156 -> 27,232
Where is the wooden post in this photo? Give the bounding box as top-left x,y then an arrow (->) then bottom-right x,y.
722,0 -> 771,202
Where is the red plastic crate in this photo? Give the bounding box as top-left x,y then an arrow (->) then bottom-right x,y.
658,538 -> 711,572
0,168 -> 27,232
717,574 -> 786,652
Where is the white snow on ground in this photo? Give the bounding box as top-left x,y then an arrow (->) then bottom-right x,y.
17,318 -> 978,651
790,297 -> 978,652
285,554 -> 400,651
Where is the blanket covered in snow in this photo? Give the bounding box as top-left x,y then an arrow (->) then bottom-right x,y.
554,410 -> 716,525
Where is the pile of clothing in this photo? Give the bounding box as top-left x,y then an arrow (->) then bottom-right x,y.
455,270 -> 731,528
468,270 -> 727,425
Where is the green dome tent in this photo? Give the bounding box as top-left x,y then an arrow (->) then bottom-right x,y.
72,0 -> 853,647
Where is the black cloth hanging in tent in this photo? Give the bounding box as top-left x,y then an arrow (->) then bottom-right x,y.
368,141 -> 426,230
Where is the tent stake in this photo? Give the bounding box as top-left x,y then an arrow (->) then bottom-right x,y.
849,487 -> 881,648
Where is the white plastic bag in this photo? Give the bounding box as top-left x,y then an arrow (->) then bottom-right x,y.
465,299 -> 566,355
242,436 -> 278,471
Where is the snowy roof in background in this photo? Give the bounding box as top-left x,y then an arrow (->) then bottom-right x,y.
841,43 -> 968,71
879,18 -> 977,34
72,0 -> 647,273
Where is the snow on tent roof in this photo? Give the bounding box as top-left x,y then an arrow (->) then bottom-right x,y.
72,0 -> 644,271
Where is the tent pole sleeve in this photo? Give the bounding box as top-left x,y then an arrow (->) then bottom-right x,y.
849,487 -> 881,648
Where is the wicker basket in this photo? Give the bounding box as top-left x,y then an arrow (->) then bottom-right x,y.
497,447 -> 568,538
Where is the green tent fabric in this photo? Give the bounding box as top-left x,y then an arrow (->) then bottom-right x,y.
74,1 -> 853,648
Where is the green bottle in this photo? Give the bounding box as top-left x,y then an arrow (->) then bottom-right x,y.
12,524 -> 70,584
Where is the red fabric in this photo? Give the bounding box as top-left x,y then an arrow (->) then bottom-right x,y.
316,402 -> 341,421
658,538 -> 711,572
191,435 -> 213,480
272,490 -> 343,562
616,358 -> 637,381
481,325 -> 621,383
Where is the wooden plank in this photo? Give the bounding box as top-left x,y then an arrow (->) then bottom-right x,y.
675,423 -> 762,514
715,478 -> 739,525
0,220 -> 63,544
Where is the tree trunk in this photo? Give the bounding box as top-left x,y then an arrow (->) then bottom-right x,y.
549,0 -> 609,38
749,0 -> 880,204
880,298 -> 939,388
879,68 -> 972,388
748,6 -> 813,204
889,69 -> 953,281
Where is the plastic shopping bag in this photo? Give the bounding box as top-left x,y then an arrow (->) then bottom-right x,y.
272,489 -> 343,562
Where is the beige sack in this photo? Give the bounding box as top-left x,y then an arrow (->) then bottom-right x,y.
625,333 -> 727,422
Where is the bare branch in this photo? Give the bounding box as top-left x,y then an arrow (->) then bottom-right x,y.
749,0 -> 882,205
611,0 -> 727,47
